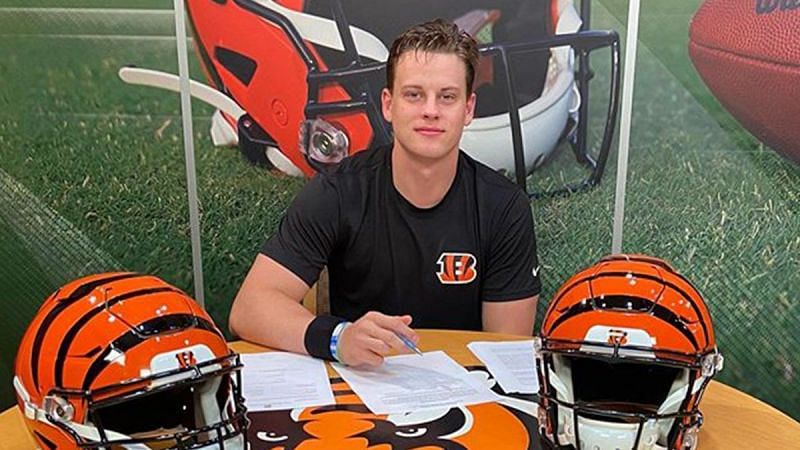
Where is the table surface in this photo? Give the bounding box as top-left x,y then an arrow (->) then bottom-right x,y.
2,329 -> 799,449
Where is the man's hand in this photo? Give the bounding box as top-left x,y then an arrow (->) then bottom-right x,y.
338,312 -> 419,367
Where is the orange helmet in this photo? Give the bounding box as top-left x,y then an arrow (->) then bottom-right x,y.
535,254 -> 723,450
13,273 -> 248,449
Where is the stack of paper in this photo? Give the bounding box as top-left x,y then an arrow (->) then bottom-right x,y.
332,351 -> 498,414
467,340 -> 539,394
241,352 -> 335,411
239,342 -> 538,415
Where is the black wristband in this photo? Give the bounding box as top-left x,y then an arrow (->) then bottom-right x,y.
304,315 -> 346,361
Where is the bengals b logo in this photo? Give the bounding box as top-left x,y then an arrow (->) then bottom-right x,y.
607,329 -> 629,346
175,351 -> 197,369
437,253 -> 477,284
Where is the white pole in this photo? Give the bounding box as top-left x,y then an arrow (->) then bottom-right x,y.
173,0 -> 205,305
611,0 -> 642,254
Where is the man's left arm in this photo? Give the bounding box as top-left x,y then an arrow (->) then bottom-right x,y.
483,295 -> 539,335
481,190 -> 542,336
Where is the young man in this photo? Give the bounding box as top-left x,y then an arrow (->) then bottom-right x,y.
230,19 -> 541,367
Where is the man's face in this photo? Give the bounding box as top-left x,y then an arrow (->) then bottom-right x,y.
381,51 -> 476,164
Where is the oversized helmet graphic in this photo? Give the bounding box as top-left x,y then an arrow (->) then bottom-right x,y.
535,254 -> 723,450
13,273 -> 248,449
177,0 -> 620,196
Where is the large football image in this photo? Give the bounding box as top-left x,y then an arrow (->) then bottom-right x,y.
688,0 -> 800,164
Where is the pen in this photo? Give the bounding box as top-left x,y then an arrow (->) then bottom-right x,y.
395,332 -> 423,356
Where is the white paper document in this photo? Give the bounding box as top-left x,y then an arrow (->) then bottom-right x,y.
332,350 -> 498,414
467,340 -> 539,394
241,352 -> 335,411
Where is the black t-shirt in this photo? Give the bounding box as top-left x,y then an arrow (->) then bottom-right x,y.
262,146 -> 541,330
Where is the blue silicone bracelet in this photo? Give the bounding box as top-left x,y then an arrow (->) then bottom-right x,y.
329,321 -> 351,363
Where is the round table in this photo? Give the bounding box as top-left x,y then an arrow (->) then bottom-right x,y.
2,329 -> 798,449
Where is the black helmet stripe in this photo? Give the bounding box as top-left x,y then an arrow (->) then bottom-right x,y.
185,0 -> 225,92
548,295 -> 700,351
548,270 -> 709,344
215,46 -> 257,86
54,286 -> 182,387
31,273 -> 142,390
81,314 -> 218,391
33,431 -> 57,450
600,255 -> 708,300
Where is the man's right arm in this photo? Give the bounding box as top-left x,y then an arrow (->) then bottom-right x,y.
229,253 -> 315,354
229,174 -> 338,354
229,253 -> 420,366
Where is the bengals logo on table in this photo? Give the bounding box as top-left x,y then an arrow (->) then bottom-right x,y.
436,253 -> 477,284
248,368 -> 539,450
